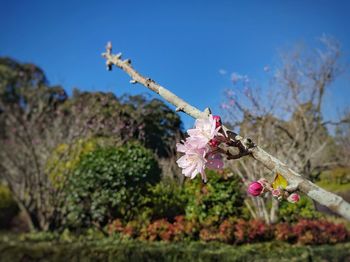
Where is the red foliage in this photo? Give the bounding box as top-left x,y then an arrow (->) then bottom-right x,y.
217,219 -> 235,243
292,219 -> 348,245
274,223 -> 296,242
107,217 -> 349,245
199,228 -> 220,242
122,221 -> 139,238
108,219 -> 123,234
172,215 -> 198,241
234,219 -> 272,244
141,219 -> 175,242
199,219 -> 236,243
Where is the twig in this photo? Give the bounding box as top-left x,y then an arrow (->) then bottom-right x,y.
102,42 -> 350,221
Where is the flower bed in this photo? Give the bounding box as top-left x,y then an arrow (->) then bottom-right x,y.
109,218 -> 349,245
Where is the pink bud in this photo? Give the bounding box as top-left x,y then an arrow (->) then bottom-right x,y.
272,189 -> 282,198
209,138 -> 220,148
247,181 -> 263,197
213,115 -> 222,128
287,193 -> 300,203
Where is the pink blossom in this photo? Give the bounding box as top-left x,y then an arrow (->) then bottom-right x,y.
272,189 -> 282,198
187,115 -> 220,148
176,140 -> 194,153
176,142 -> 208,182
212,115 -> 222,128
287,193 -> 300,203
209,138 -> 220,148
176,115 -> 224,183
206,153 -> 224,170
247,181 -> 264,196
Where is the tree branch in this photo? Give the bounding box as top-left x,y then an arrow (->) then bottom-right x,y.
102,42 -> 350,221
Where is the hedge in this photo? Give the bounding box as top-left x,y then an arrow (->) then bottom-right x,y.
0,184 -> 19,229
0,238 -> 349,262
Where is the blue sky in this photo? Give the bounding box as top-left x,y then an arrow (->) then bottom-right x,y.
1,0 -> 349,128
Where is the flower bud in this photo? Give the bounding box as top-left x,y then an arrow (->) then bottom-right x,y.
247,181 -> 263,197
209,138 -> 220,148
213,115 -> 222,128
287,193 -> 300,203
272,189 -> 282,198
272,189 -> 283,201
272,189 -> 282,197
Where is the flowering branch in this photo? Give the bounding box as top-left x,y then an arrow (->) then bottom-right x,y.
102,42 -> 350,221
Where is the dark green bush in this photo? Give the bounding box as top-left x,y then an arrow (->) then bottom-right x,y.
184,170 -> 244,224
140,180 -> 187,221
0,184 -> 19,229
278,196 -> 321,223
66,142 -> 161,228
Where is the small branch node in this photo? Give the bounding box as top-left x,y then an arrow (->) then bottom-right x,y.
176,106 -> 184,112
106,41 -> 112,54
106,61 -> 113,71
124,59 -> 131,65
285,182 -> 299,192
129,79 -> 137,84
204,107 -> 212,116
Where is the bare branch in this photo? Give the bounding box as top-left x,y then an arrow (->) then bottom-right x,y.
102,42 -> 350,221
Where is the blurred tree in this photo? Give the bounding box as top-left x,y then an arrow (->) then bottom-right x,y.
119,95 -> 183,181
120,95 -> 183,158
221,36 -> 347,223
0,57 -> 70,230
0,58 -> 183,231
334,111 -> 350,167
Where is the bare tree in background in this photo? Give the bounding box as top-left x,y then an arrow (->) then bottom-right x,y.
0,59 -> 119,230
221,36 -> 348,223
335,110 -> 350,167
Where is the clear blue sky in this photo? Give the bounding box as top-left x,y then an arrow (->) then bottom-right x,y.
1,0 -> 349,128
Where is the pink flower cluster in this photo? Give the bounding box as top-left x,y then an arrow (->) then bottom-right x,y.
247,179 -> 300,204
176,115 -> 224,183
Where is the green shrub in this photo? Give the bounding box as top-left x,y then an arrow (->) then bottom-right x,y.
0,184 -> 19,229
317,167 -> 350,193
320,167 -> 350,185
278,196 -> 321,223
140,180 -> 187,221
47,137 -> 120,190
184,170 -> 244,224
66,142 -> 161,228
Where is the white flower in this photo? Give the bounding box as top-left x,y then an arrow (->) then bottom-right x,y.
186,115 -> 219,148
176,144 -> 208,182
